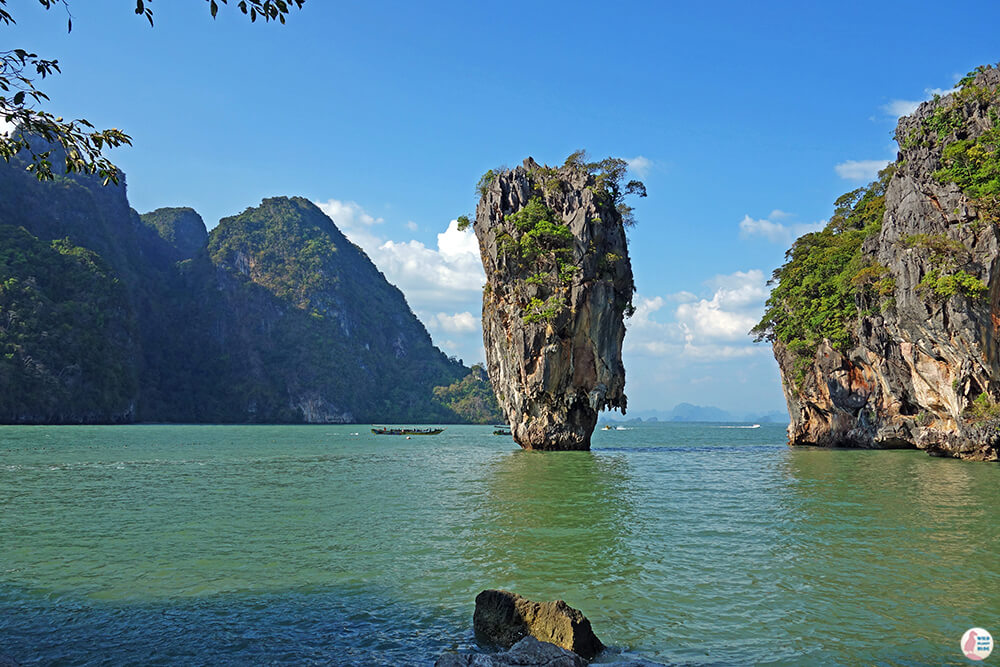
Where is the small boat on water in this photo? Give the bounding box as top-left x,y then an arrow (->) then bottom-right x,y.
371,427 -> 445,436
493,428 -> 511,436
602,424 -> 613,430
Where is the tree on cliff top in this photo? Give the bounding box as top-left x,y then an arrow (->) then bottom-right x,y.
563,150 -> 647,226
0,0 -> 304,183
461,151 -> 647,232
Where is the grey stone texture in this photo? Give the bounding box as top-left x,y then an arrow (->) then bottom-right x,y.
474,159 -> 634,450
776,67 -> 1000,461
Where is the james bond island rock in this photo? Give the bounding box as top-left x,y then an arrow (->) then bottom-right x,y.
472,154 -> 640,450
754,65 -> 1000,461
472,589 -> 604,660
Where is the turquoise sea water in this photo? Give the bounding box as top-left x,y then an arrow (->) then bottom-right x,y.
0,423 -> 997,665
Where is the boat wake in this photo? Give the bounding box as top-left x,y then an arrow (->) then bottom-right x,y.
717,424 -> 761,429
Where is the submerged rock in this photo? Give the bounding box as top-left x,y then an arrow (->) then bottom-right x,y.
472,589 -> 604,660
473,156 -> 638,450
435,636 -> 587,667
756,66 -> 1000,461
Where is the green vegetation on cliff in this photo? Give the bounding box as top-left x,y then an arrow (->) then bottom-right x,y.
903,233 -> 988,300
562,151 -> 647,227
754,157 -> 989,367
0,158 -> 484,424
483,153 -> 643,325
208,197 -> 350,308
901,65 -> 1000,222
0,225 -> 137,422
751,168 -> 892,379
966,392 -> 1000,423
201,197 -> 470,423
139,207 -> 207,261
507,197 -> 574,262
756,66 -> 998,389
431,364 -> 503,424
937,123 -> 1000,218
498,196 -> 578,324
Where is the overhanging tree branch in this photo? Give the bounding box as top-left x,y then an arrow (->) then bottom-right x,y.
0,0 -> 305,182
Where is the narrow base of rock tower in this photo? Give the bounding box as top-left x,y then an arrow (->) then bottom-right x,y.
512,400 -> 599,451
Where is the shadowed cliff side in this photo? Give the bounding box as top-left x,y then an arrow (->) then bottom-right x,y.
754,65 -> 1000,461
0,150 -> 491,423
472,155 -> 638,450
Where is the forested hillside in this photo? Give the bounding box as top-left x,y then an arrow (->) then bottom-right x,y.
0,155 -> 498,424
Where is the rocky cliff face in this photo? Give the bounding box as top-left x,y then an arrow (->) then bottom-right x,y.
0,154 -> 489,423
762,66 -> 1000,461
140,207 -> 208,262
474,157 -> 636,450
201,196 -> 469,423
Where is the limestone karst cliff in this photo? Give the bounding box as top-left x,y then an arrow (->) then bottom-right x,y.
473,155 -> 639,450
754,65 -> 1000,461
0,153 -> 495,424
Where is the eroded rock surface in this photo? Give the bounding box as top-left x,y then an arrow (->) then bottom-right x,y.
767,67 -> 1000,461
474,158 -> 635,450
435,636 -> 588,667
473,589 -> 604,659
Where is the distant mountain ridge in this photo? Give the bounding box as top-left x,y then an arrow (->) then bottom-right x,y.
0,154 -> 500,424
600,403 -> 789,424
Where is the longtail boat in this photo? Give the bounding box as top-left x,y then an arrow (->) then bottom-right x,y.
371,427 -> 445,436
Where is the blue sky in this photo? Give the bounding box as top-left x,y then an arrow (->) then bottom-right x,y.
5,1 -> 1000,415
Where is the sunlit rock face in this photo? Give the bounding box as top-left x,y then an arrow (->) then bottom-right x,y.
473,158 -> 635,450
772,68 -> 1000,461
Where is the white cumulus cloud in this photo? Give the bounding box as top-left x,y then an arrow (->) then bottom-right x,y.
365,225 -> 483,307
882,86 -> 960,119
625,156 -> 653,177
315,197 -> 486,364
834,159 -> 890,181
623,273 -> 785,414
315,199 -> 484,311
739,213 -> 825,244
431,311 -> 479,333
676,270 -> 767,344
881,99 -> 921,118
624,270 -> 770,362
315,199 -> 384,229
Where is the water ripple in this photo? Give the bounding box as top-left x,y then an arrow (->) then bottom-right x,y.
0,423 -> 997,665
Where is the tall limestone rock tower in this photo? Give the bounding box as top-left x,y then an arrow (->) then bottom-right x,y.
472,155 -> 640,450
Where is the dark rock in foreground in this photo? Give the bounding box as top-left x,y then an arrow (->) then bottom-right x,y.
473,157 -> 637,450
473,589 -> 604,660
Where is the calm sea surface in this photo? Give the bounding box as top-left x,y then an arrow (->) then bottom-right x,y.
0,423 -> 997,665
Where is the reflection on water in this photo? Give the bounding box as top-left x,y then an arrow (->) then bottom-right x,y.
781,449 -> 1000,664
468,450 -> 638,613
